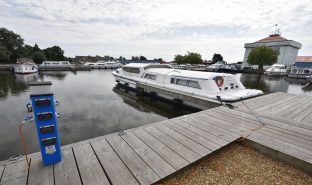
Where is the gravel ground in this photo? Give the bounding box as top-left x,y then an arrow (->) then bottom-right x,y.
159,141 -> 312,185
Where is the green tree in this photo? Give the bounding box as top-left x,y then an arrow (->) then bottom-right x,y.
0,27 -> 25,63
140,56 -> 147,60
212,53 -> 223,64
44,46 -> 65,61
247,46 -> 278,70
32,51 -> 47,64
0,45 -> 10,62
174,54 -> 185,64
184,52 -> 202,64
174,52 -> 202,64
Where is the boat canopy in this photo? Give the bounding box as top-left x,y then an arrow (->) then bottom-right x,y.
145,68 -> 232,80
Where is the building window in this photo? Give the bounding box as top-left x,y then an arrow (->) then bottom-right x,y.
170,78 -> 201,89
144,74 -> 156,80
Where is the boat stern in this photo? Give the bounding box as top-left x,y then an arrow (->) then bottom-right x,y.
217,89 -> 264,102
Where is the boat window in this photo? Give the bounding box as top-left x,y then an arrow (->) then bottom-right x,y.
52,62 -> 58,65
187,80 -> 200,89
144,65 -> 172,70
62,62 -> 68,64
123,67 -> 140,74
144,74 -> 156,80
176,79 -> 187,86
171,78 -> 201,89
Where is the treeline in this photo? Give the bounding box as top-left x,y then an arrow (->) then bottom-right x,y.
173,52 -> 224,64
0,27 -> 70,64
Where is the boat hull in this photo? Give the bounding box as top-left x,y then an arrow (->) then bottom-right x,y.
264,71 -> 287,76
13,64 -> 38,74
288,73 -> 312,79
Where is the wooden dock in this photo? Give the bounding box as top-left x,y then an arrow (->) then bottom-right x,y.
0,92 -> 312,185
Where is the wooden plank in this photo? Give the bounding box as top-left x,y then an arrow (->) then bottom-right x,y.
254,127 -> 312,151
121,131 -> 175,178
247,132 -> 312,163
234,92 -> 280,107
253,94 -> 298,112
154,123 -> 213,156
178,115 -> 240,141
28,156 -> 54,185
73,143 -> 110,185
293,103 -> 312,122
214,108 -> 312,142
217,108 -> 312,137
132,128 -> 189,170
234,93 -> 288,110
105,133 -> 160,185
144,126 -> 201,163
196,111 -> 251,135
162,121 -> 221,150
277,96 -> 312,117
91,138 -> 139,185
205,109 -> 264,129
303,111 -> 312,124
0,160 -> 28,185
202,108 -> 259,130
263,95 -> 305,115
54,148 -> 82,185
285,98 -> 312,119
169,118 -> 229,146
185,114 -> 242,138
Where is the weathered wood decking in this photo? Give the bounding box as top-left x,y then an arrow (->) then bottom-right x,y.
0,92 -> 312,185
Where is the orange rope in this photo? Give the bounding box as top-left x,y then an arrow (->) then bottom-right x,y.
18,123 -> 30,168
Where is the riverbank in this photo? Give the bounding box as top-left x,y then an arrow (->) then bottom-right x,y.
161,141 -> 312,185
0,64 -> 90,71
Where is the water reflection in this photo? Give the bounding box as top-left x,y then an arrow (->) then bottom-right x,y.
0,72 -> 29,99
113,87 -> 199,118
39,71 -> 68,80
236,73 -> 312,95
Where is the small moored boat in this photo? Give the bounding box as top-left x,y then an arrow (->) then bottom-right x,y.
264,64 -> 287,76
112,63 -> 263,102
287,68 -> 312,79
84,61 -> 122,69
13,58 -> 38,74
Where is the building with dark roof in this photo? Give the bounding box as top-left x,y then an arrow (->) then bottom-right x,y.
243,27 -> 302,66
295,56 -> 312,68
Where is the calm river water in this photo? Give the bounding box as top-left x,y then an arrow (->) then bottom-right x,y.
0,70 -> 311,160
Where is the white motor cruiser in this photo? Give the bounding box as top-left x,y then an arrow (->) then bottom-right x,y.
112,63 -> 263,102
264,64 -> 287,76
13,58 -> 38,74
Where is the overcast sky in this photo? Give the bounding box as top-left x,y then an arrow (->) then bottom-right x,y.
0,0 -> 311,62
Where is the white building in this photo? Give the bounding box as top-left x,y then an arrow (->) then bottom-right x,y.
243,27 -> 302,66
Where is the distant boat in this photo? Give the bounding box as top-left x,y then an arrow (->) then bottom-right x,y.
84,61 -> 122,69
40,61 -> 73,70
288,67 -> 312,79
112,63 -> 263,102
207,63 -> 224,72
13,58 -> 38,74
264,64 -> 287,76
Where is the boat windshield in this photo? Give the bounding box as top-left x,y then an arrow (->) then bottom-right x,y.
144,65 -> 172,70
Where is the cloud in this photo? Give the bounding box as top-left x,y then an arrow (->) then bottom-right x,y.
0,0 -> 311,62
